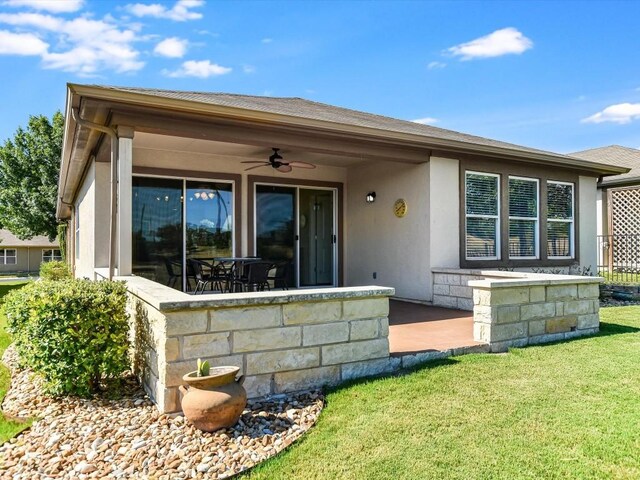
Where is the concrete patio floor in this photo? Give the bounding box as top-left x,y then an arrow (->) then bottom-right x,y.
388,300 -> 485,356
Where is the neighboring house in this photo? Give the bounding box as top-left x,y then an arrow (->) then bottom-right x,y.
572,145 -> 640,273
57,84 -> 627,302
0,229 -> 61,274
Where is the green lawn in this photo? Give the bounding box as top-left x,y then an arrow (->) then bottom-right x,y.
0,281 -> 31,443
246,307 -> 640,480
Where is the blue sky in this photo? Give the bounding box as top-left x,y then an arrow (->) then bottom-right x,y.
0,0 -> 638,154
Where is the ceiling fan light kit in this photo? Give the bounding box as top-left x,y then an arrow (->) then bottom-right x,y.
241,148 -> 316,173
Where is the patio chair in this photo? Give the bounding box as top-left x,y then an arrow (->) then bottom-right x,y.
188,259 -> 216,294
163,257 -> 182,289
233,261 -> 273,292
268,261 -> 290,290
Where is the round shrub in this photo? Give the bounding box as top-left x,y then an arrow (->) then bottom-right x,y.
3,279 -> 130,397
39,260 -> 71,281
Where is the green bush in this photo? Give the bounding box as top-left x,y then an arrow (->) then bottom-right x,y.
39,260 -> 71,281
3,279 -> 130,396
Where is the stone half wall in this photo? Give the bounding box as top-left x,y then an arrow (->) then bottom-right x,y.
432,268 -> 602,353
121,275 -> 395,413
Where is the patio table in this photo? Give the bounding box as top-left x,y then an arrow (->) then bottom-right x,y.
196,257 -> 263,292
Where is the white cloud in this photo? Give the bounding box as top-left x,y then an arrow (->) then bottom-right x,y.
427,61 -> 446,70
261,38 -> 272,44
581,103 -> 640,125
412,117 -> 439,125
0,29 -> 48,55
163,59 -> 231,78
126,0 -> 204,22
0,12 -> 144,75
3,0 -> 84,13
447,27 -> 533,60
154,37 -> 187,57
242,64 -> 255,74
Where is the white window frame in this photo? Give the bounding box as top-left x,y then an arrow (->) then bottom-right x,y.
42,249 -> 62,262
75,208 -> 80,260
547,180 -> 575,259
508,176 -> 539,260
1,248 -> 17,265
465,171 -> 501,261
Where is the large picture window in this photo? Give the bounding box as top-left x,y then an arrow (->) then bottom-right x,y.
547,181 -> 574,258
509,177 -> 539,259
465,172 -> 500,259
1,249 -> 17,265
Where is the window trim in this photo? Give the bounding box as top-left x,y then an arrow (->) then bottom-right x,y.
465,171 -> 501,261
1,248 -> 17,265
508,176 -> 540,260
547,180 -> 575,260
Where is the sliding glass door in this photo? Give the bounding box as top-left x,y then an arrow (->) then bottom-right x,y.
255,184 -> 337,288
133,176 -> 234,291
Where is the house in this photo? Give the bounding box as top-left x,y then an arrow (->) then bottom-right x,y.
56,84 -> 624,412
0,229 -> 61,275
571,145 -> 640,275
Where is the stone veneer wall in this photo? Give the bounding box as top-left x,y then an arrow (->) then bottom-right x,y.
432,269 -> 520,311
119,274 -> 395,413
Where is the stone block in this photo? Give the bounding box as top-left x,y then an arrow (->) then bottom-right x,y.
555,302 -> 564,316
490,322 -> 527,342
350,319 -> 379,341
545,316 -> 577,334
182,332 -> 231,359
529,286 -> 546,303
578,283 -> 600,299
489,338 -> 528,353
433,295 -> 458,309
303,323 -> 349,346
283,301 -> 341,325
445,274 -> 462,286
450,285 -> 472,298
159,386 -> 180,414
342,298 -> 389,320
401,350 -> 450,369
528,319 -> 546,336
433,273 -> 448,285
210,306 -> 281,332
528,332 -> 565,345
564,300 -> 593,315
233,327 -> 301,353
473,305 -> 496,324
451,344 -> 491,356
520,303 -> 556,321
164,355 -> 244,387
321,338 -> 389,366
379,317 -> 389,337
474,322 -> 491,343
577,313 -> 599,329
243,374 -> 272,398
473,289 -> 491,306
273,366 -> 340,393
496,305 -> 521,323
433,284 -> 450,295
341,357 -> 401,381
165,337 -> 180,362
546,285 -> 578,301
457,297 -> 474,311
245,347 -> 320,375
166,310 -> 208,336
490,288 -> 529,306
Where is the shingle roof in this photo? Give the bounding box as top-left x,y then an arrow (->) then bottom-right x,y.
0,229 -> 57,247
571,145 -> 640,185
94,85 -> 587,162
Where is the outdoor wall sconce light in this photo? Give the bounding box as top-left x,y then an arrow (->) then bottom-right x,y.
366,192 -> 376,203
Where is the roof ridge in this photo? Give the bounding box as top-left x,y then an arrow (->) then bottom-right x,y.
95,84 -> 298,101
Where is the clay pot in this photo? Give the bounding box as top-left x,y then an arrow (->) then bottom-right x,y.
179,366 -> 247,432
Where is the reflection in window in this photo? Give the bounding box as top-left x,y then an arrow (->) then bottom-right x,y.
465,172 -> 500,259
509,177 -> 539,258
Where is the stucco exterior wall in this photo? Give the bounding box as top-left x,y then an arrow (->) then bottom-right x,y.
346,160 -> 430,301
0,247 -> 57,273
596,188 -> 604,237
579,175 -> 598,272
74,160 -> 96,279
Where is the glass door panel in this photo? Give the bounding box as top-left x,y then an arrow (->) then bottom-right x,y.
299,188 -> 334,287
132,177 -> 183,289
256,185 -> 296,288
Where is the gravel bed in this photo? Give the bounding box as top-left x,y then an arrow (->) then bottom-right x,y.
0,346 -> 323,479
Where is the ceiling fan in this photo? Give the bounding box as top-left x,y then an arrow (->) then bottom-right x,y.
241,148 -> 316,173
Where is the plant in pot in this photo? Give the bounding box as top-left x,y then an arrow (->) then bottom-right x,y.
179,358 -> 247,432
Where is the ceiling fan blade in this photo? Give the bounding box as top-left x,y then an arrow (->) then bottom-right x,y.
240,160 -> 269,164
276,164 -> 293,173
245,164 -> 268,171
288,161 -> 316,169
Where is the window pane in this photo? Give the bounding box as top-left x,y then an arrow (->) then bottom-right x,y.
548,222 -> 571,257
548,183 -> 573,219
466,218 -> 497,258
509,220 -> 536,257
509,178 -> 537,218
466,174 -> 499,216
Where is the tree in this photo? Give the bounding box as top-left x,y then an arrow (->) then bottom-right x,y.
0,111 -> 63,240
